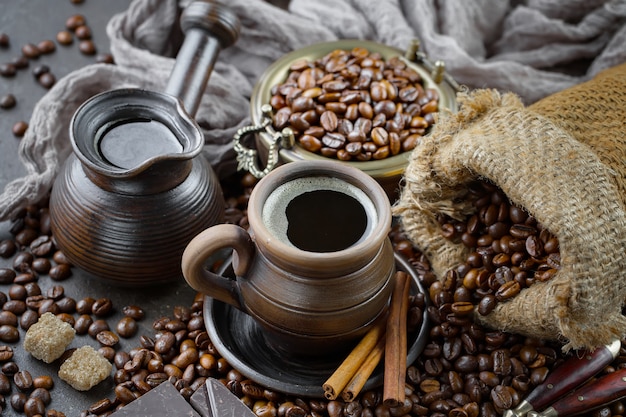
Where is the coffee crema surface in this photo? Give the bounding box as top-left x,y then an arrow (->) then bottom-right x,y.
261,176 -> 377,252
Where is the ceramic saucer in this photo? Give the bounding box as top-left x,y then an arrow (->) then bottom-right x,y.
203,252 -> 430,398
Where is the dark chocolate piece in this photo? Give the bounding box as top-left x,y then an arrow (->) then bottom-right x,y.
206,377 -> 256,417
110,381 -> 200,417
190,383 -> 213,417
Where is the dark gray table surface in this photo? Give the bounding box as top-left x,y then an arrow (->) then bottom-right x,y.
0,1 -> 202,415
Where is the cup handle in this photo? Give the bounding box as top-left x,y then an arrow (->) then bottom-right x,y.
181,224 -> 255,311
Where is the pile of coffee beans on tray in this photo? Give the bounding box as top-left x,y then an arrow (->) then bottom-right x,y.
434,180 -> 561,316
269,47 -> 439,161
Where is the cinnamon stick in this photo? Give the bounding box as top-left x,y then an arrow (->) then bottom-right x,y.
340,332 -> 386,402
383,271 -> 411,407
322,313 -> 387,400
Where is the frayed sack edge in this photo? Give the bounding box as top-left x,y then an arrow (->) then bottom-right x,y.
393,89 -> 626,351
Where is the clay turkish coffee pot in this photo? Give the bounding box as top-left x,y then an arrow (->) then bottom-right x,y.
49,0 -> 240,286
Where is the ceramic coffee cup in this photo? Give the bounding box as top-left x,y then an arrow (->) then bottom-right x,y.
182,160 -> 395,356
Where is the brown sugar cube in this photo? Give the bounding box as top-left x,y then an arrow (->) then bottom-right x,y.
58,345 -> 112,391
24,312 -> 76,363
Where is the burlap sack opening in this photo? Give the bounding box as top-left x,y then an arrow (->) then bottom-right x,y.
394,63 -> 626,351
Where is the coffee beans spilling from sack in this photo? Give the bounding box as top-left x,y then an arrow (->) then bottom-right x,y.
269,47 -> 439,161
434,180 -> 560,317
395,63 -> 626,351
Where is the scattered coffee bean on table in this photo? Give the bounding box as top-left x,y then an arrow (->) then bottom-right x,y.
10,56 -> 29,71
12,121 -> 28,137
37,39 -> 56,54
0,94 -> 17,109
38,72 -> 56,89
78,39 -> 96,55
0,33 -> 10,47
65,14 -> 86,31
56,30 -> 74,45
0,63 -> 17,77
21,43 -> 41,59
32,64 -> 50,78
74,25 -> 92,40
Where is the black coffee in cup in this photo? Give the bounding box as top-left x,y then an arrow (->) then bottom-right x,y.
262,176 -> 377,253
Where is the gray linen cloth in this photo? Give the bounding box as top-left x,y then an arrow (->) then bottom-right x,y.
0,0 -> 624,220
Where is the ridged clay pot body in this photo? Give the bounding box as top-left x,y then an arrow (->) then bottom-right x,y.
49,0 -> 240,286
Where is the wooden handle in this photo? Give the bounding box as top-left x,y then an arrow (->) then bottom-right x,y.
551,368 -> 626,416
524,339 -> 620,412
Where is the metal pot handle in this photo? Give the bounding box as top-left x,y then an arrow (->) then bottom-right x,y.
233,104 -> 295,179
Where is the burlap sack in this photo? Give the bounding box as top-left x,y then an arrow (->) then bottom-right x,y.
394,63 -> 626,351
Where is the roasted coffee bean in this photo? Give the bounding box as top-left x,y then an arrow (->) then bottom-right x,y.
13,370 -> 33,391
57,312 -> 75,327
0,373 -> 10,394
139,335 -> 155,350
1,361 -> 18,378
75,25 -> 92,40
114,351 -> 131,370
88,319 -> 109,337
31,258 -> 51,274
0,311 -> 18,327
10,391 -> 27,412
0,240 -> 17,258
95,53 -> 115,64
32,375 -> 53,390
24,397 -> 46,417
49,263 -> 71,280
9,55 -> 28,71
19,309 -> 38,330
116,316 -> 138,338
15,228 -> 38,246
37,39 -> 56,54
3,300 -> 26,315
0,33 -> 8,47
21,43 -> 40,59
0,94 -> 16,109
98,346 -> 116,362
56,30 -> 73,45
66,14 -> 86,30
56,296 -> 76,313
155,331 -> 176,354
38,72 -> 56,89
0,269 -> 15,285
52,250 -> 71,265
38,299 -> 60,315
0,63 -> 17,77
88,398 -> 114,414
0,345 -> 13,362
76,297 -> 95,314
92,297 -> 113,316
122,305 -> 145,320
8,284 -> 27,301
96,330 -> 120,347
45,285 -> 64,301
25,295 -> 44,310
12,121 -> 28,137
30,235 -> 54,257
78,40 -> 96,55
